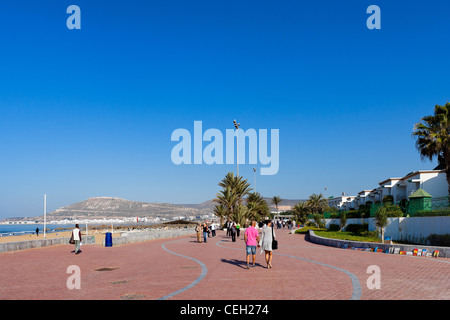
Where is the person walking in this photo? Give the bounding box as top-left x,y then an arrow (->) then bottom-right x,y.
210,222 -> 216,237
231,223 -> 237,242
244,221 -> 260,269
195,223 -> 202,243
260,220 -> 276,268
202,223 -> 209,243
236,222 -> 240,238
35,227 -> 39,237
71,224 -> 82,254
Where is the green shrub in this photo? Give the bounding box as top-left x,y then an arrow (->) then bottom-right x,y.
413,208 -> 450,217
295,226 -> 324,234
345,223 -> 368,235
328,224 -> 340,231
385,204 -> 404,217
360,231 -> 379,238
427,234 -> 450,246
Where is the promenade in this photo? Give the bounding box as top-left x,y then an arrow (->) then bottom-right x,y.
0,229 -> 449,301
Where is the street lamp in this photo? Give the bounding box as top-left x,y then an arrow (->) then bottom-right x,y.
43,194 -> 47,239
233,119 -> 240,176
253,167 -> 257,193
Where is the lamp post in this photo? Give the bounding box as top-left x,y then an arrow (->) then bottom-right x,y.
233,119 -> 240,176
43,194 -> 47,239
253,167 -> 257,193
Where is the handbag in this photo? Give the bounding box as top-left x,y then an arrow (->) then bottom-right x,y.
272,226 -> 278,250
69,233 -> 75,244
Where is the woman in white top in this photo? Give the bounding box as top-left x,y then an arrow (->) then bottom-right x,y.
72,224 -> 82,254
260,221 -> 276,268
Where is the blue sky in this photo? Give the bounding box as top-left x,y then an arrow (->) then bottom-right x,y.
1,0 -> 449,218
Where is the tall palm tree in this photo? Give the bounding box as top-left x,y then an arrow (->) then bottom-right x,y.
246,192 -> 270,221
213,204 -> 227,228
375,206 -> 388,243
214,172 -> 252,222
213,186 -> 238,223
271,196 -> 282,214
292,201 -> 310,224
232,204 -> 248,226
306,193 -> 328,215
218,172 -> 252,205
412,103 -> 450,195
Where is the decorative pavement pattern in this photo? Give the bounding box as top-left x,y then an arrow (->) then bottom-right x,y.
0,230 -> 449,300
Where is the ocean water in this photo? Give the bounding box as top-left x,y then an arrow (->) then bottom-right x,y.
0,221 -> 159,237
0,223 -> 80,237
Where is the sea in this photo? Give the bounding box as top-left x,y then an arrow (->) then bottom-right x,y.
0,221 -> 160,237
0,223 -> 85,237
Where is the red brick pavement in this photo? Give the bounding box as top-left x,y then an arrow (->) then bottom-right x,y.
0,229 -> 448,300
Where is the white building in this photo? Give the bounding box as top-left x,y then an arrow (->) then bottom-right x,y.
327,194 -> 356,210
329,169 -> 448,210
379,169 -> 447,202
355,190 -> 372,207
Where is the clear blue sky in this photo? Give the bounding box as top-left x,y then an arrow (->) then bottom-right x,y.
1,0 -> 449,218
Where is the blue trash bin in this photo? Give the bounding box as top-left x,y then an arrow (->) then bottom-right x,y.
105,232 -> 113,247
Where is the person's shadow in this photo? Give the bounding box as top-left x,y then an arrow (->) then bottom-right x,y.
221,258 -> 263,269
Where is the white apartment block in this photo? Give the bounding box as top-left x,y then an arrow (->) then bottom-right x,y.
328,169 -> 448,210
327,195 -> 356,211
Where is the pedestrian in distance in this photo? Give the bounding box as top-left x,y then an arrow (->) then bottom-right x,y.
236,222 -> 240,238
244,221 -> 260,269
35,228 -> 39,237
210,222 -> 216,237
71,224 -> 82,254
195,223 -> 202,243
231,223 -> 237,242
260,220 -> 276,268
203,223 -> 209,243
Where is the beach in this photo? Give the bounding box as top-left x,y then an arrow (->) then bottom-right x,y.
0,221 -> 198,246
0,230 -> 121,245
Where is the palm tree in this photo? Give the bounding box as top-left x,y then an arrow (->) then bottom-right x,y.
232,204 -> 248,226
246,192 -> 270,221
306,193 -> 328,215
375,206 -> 388,243
218,172 -> 253,205
313,213 -> 323,228
339,212 -> 347,231
271,196 -> 282,214
213,204 -> 227,229
213,186 -> 238,223
412,103 -> 450,195
214,172 -> 252,222
292,201 -> 310,225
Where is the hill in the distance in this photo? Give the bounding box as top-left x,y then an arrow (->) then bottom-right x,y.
43,196 -> 305,220
47,197 -> 215,220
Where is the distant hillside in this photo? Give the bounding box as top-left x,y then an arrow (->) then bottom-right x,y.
47,197 -> 215,219
44,196 -> 305,220
263,198 -> 306,212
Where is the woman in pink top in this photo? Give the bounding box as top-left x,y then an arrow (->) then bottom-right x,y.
244,221 -> 260,269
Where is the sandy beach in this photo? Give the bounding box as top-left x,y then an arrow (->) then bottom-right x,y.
0,230 -> 121,245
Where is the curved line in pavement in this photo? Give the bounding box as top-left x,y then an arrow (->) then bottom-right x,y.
158,238 -> 208,300
216,240 -> 362,300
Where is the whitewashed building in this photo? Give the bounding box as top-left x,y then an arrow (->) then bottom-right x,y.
327,195 -> 356,210
328,169 -> 448,210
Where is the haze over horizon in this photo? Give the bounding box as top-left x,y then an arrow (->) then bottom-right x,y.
1,0 -> 448,219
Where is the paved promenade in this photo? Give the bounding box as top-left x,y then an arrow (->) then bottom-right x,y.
0,229 -> 449,301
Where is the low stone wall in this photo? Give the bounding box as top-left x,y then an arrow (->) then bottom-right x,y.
0,235 -> 96,253
102,227 -> 195,246
307,230 -> 449,258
